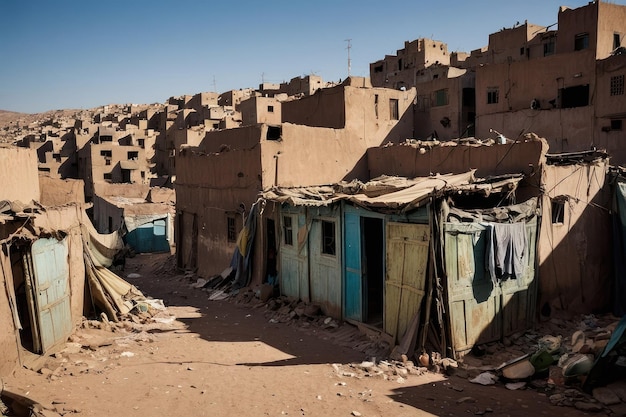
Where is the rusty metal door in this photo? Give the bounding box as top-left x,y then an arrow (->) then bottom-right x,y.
30,237 -> 72,353
384,222 -> 430,342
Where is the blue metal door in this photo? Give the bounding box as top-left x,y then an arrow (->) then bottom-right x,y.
31,237 -> 72,353
344,211 -> 362,321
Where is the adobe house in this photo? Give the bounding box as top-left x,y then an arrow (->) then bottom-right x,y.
0,148 -> 84,375
369,38 -> 475,141
367,137 -> 612,317
175,78 -> 417,280
93,183 -> 175,253
474,1 -> 626,162
370,2 -> 626,163
262,170 -> 536,358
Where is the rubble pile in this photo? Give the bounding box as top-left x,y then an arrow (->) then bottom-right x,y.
332,358 -> 430,384
456,313 -> 626,413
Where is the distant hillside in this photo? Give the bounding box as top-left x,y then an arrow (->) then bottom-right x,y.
0,109 -> 81,130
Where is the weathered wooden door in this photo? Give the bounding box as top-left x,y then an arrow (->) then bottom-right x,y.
444,219 -> 538,357
444,223 -> 501,354
344,211 -> 362,321
309,217 -> 342,318
279,211 -> 309,302
30,237 -> 72,353
385,222 -> 430,342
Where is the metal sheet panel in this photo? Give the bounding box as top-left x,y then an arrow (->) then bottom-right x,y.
31,237 -> 72,353
343,211 -> 362,321
385,222 -> 430,342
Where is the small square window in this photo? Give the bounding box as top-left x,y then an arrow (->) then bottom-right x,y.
543,40 -> 555,57
487,87 -> 499,104
267,105 -> 274,113
283,216 -> 293,246
227,217 -> 236,242
611,119 -> 623,131
321,221 -> 336,256
103,173 -> 112,180
434,89 -> 448,107
551,199 -> 565,224
575,33 -> 589,51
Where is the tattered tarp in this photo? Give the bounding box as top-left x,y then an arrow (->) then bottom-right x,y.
261,171 -> 522,213
83,238 -> 146,322
81,209 -> 124,268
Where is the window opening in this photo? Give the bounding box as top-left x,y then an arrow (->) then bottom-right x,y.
227,217 -> 236,242
487,87 -> 499,104
434,89 -> 448,106
266,126 -> 281,140
611,119 -> 623,131
551,199 -> 566,224
321,221 -> 336,256
283,216 -> 293,246
574,33 -> 589,51
559,85 -> 589,108
389,98 -> 399,120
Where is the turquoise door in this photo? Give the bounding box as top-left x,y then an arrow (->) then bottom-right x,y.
31,237 -> 72,353
344,211 -> 362,321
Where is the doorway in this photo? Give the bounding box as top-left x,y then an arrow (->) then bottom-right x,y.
362,217 -> 384,327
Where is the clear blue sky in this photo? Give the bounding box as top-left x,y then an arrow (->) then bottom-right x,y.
0,0 -> 609,113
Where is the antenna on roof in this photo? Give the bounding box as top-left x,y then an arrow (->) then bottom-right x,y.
345,39 -> 352,77
212,75 -> 217,93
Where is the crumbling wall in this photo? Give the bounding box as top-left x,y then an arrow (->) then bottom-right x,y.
0,247 -> 20,376
39,177 -> 85,206
538,160 -> 611,315
176,147 -> 262,278
367,138 -> 546,200
0,147 -> 40,203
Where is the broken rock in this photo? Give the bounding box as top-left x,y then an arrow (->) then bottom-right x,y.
592,387 -> 621,406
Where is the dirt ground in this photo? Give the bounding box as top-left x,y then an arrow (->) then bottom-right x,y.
2,253 -> 597,417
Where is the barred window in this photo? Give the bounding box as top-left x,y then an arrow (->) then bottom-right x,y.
611,75 -> 625,96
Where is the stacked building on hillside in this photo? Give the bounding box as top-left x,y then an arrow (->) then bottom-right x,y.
370,1 -> 626,161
